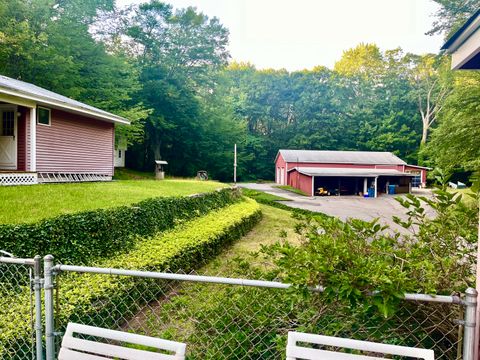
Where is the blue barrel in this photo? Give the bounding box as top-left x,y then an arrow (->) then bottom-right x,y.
388,185 -> 396,195
368,188 -> 375,198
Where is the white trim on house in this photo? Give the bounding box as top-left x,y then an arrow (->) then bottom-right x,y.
36,106 -> 51,127
114,148 -> 126,168
30,106 -> 36,172
0,93 -> 36,108
284,162 -> 288,185
0,87 -> 129,125
451,28 -> 480,70
0,104 -> 18,170
0,172 -> 37,186
442,10 -> 480,70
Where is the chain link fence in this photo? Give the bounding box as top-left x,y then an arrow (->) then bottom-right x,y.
48,263 -> 476,360
0,256 -> 476,359
0,256 -> 42,360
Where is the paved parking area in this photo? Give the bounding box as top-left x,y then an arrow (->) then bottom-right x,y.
240,183 -> 432,233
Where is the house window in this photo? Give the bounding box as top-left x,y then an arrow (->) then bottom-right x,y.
118,150 -> 122,158
2,111 -> 14,136
37,107 -> 51,126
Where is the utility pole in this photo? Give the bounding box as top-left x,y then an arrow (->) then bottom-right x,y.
233,143 -> 237,185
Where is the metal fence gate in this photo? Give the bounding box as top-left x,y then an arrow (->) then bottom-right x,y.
1,254 -> 478,360
0,255 -> 43,360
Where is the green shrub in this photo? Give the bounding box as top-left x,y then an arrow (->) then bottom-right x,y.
261,187 -> 478,317
0,198 -> 261,359
0,188 -> 240,264
57,198 -> 261,334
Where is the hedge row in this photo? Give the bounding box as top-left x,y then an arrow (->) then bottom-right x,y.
0,188 -> 240,264
0,198 -> 261,358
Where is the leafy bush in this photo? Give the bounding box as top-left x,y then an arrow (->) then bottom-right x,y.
0,198 -> 261,358
0,188 -> 240,264
57,198 -> 262,331
261,186 -> 478,317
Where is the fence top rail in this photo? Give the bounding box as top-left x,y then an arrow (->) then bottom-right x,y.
53,264 -> 465,305
0,256 -> 35,266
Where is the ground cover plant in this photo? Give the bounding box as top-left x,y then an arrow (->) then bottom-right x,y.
241,188 -> 329,218
0,198 -> 261,359
0,179 -> 226,225
240,188 -> 291,202
273,185 -> 309,196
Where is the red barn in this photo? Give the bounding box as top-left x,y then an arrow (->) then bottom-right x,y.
275,149 -> 428,197
0,75 -> 129,185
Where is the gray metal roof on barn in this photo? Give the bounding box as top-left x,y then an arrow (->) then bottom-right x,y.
290,167 -> 414,177
0,75 -> 129,124
278,149 -> 407,165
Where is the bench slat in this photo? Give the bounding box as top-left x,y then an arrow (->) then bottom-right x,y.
286,332 -> 434,360
62,336 -> 178,360
58,347 -> 109,360
65,323 -> 185,354
287,346 -> 388,360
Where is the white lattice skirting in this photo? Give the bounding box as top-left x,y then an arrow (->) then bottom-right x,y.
0,173 -> 38,186
38,173 -> 112,183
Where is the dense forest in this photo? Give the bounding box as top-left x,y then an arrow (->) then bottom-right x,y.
0,0 -> 478,181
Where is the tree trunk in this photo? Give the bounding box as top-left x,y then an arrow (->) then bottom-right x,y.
421,124 -> 428,145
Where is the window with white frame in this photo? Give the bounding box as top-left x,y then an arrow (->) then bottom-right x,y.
37,107 -> 51,126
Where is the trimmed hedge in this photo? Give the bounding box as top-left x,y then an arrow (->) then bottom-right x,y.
59,198 -> 261,325
0,188 -> 240,264
0,198 -> 261,359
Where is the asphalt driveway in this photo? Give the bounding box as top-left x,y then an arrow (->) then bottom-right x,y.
239,183 -> 432,233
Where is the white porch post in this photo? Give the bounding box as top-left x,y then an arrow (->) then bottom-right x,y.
374,177 -> 378,198
363,178 -> 368,194
29,107 -> 36,172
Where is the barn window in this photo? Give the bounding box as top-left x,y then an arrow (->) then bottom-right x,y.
37,107 -> 51,126
118,150 -> 122,158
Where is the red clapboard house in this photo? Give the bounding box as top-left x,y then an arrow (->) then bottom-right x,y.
275,149 -> 429,197
0,75 -> 129,186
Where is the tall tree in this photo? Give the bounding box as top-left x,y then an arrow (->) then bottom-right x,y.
406,54 -> 453,145
119,1 -> 232,177
428,0 -> 479,38
426,72 -> 480,172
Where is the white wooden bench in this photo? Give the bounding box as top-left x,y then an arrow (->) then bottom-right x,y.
286,331 -> 434,360
58,322 -> 186,360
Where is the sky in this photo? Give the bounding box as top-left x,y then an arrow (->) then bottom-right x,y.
118,0 -> 445,71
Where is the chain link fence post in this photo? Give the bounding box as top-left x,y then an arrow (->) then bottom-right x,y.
33,255 -> 43,360
44,255 -> 55,360
463,287 -> 477,360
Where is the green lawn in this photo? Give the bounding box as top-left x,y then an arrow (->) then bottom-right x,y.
122,203 -> 301,355
273,185 -> 309,196
113,168 -> 155,180
240,188 -> 291,202
204,204 -> 300,272
0,180 -> 227,225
